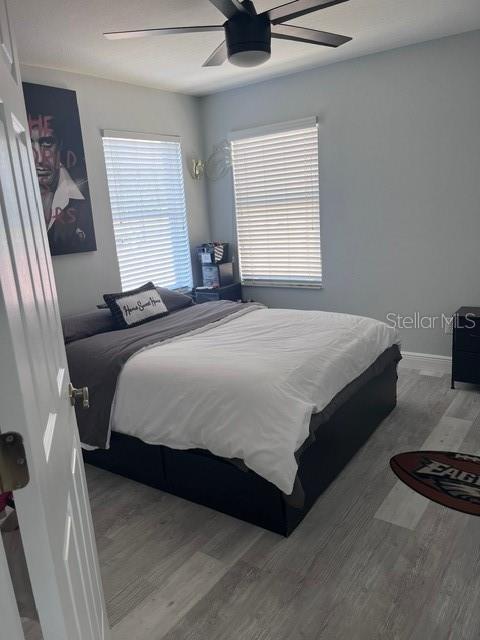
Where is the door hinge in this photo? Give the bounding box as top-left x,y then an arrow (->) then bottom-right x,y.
0,432 -> 29,493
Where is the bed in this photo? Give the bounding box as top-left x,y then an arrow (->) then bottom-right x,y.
65,298 -> 401,536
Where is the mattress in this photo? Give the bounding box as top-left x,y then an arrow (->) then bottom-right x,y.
111,307 -> 400,494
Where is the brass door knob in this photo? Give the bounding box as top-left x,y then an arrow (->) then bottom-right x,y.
68,383 -> 89,409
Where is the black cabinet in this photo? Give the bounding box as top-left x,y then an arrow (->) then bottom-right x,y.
451,307 -> 480,388
194,283 -> 242,304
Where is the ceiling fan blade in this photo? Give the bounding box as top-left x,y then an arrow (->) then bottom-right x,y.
271,23 -> 351,47
203,41 -> 228,66
104,25 -> 224,40
208,0 -> 256,20
265,0 -> 350,24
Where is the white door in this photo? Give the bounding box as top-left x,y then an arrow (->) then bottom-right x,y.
0,1 -> 110,639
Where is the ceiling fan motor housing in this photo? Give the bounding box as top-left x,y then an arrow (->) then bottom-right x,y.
225,13 -> 271,67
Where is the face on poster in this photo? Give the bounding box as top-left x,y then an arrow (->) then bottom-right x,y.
23,82 -> 97,255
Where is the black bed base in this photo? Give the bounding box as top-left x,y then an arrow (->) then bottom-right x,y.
84,362 -> 398,536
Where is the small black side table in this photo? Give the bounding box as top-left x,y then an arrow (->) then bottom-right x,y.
194,283 -> 242,304
451,306 -> 480,389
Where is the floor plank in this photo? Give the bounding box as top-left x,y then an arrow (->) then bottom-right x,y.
112,552 -> 228,640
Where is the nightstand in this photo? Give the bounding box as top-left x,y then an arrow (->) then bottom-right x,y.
451,306 -> 480,389
194,283 -> 242,304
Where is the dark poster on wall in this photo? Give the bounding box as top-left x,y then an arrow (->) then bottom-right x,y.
23,82 -> 96,255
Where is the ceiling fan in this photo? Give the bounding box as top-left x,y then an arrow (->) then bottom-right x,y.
104,0 -> 352,68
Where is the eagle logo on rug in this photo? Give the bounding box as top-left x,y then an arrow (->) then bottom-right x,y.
390,451 -> 480,516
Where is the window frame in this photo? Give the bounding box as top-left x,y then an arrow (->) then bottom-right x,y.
102,129 -> 193,292
229,117 -> 323,289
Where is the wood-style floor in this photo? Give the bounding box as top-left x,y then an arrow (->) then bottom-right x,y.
85,368 -> 480,640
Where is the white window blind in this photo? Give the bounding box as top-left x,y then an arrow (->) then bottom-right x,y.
102,131 -> 192,291
231,118 -> 321,287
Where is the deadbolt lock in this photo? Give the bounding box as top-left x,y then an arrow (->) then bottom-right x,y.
68,383 -> 90,409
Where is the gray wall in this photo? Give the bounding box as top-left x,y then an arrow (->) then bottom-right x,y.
21,65 -> 211,316
200,30 -> 480,356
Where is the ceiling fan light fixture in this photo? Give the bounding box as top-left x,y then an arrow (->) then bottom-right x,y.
229,48 -> 271,67
225,12 -> 271,67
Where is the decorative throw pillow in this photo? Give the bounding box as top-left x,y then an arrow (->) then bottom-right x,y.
103,282 -> 168,329
154,286 -> 194,312
62,309 -> 116,344
98,285 -> 193,313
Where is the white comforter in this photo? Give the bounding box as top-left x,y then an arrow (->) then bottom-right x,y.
111,307 -> 399,494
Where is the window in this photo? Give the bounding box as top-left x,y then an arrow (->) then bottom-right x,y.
231,118 -> 321,288
102,130 -> 192,291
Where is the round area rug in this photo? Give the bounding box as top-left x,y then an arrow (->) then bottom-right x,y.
390,451 -> 480,516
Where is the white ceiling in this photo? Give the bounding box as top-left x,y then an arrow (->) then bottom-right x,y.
11,0 -> 480,96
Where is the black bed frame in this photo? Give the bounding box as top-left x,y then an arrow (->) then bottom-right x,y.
84,362 -> 398,536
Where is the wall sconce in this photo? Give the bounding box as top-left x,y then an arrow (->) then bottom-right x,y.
190,140 -> 232,182
191,159 -> 205,181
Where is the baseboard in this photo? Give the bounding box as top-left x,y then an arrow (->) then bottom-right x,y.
399,351 -> 451,374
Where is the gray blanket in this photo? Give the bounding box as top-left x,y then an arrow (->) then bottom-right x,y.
66,301 -> 260,449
